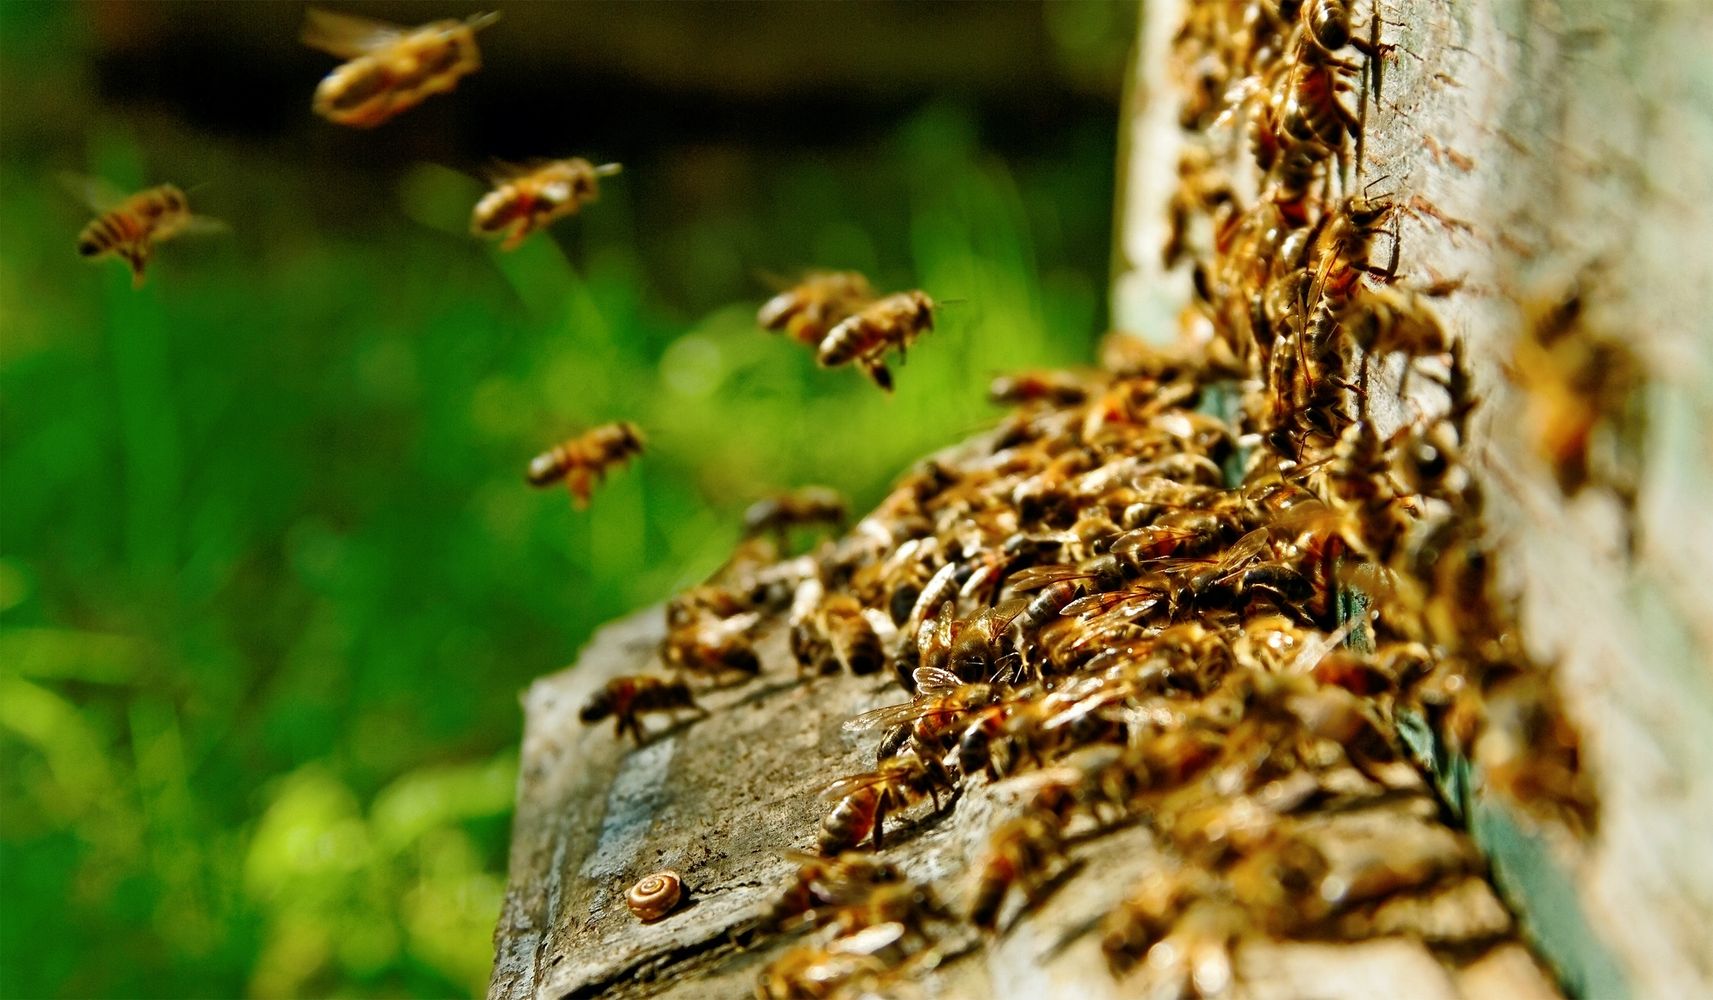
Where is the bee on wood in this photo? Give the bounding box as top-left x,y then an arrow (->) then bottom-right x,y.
987,369 -> 1098,408
846,665 -> 997,761
70,178 -> 225,287
301,8 -> 498,128
663,610 -> 762,681
817,749 -> 955,854
756,925 -> 905,1000
743,486 -> 848,542
578,675 -> 702,745
768,851 -> 904,930
817,290 -> 937,392
525,421 -> 644,508
757,271 -> 876,348
471,158 -> 622,251
968,811 -> 1068,930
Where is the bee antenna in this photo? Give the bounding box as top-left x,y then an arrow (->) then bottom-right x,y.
594,162 -> 624,177
467,11 -> 502,31
934,297 -> 969,308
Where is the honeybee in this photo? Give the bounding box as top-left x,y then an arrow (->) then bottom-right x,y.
817,749 -> 955,854
744,486 -> 848,541
987,369 -> 1096,408
793,590 -> 886,678
755,924 -> 912,1000
817,291 -> 937,392
471,158 -> 622,251
71,179 -> 224,287
769,851 -> 904,930
302,8 -> 498,128
663,610 -> 762,680
758,271 -> 876,348
847,665 -> 997,761
579,674 -> 702,744
968,811 -> 1067,929
525,421 -> 644,508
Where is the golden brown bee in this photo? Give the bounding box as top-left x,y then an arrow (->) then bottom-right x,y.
663,610 -> 762,680
72,180 -> 224,288
817,749 -> 954,854
969,811 -> 1066,929
525,421 -> 645,508
578,675 -> 702,745
471,158 -> 622,251
987,369 -> 1096,408
768,851 -> 904,930
817,290 -> 937,392
302,8 -> 498,128
755,932 -> 896,1000
743,486 -> 848,541
1509,286 -> 1644,498
848,665 -> 997,760
757,271 -> 876,348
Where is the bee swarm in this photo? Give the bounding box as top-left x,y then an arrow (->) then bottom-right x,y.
493,1 -> 1713,998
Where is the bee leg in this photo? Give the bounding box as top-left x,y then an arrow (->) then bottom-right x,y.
872,797 -> 890,850
565,468 -> 593,509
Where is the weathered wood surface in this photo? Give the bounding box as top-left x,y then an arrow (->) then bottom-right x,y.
1114,2 -> 1713,998
489,603 -> 1560,1000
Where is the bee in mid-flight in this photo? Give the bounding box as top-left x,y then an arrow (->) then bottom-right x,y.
70,178 -> 224,288
301,8 -> 499,128
818,291 -> 937,392
757,271 -> 876,348
526,421 -> 645,508
471,158 -> 622,251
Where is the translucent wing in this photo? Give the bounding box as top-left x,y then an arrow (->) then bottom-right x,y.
819,768 -> 896,801
59,172 -> 129,213
176,215 -> 230,238
842,699 -> 935,733
1060,588 -> 1159,621
1005,564 -> 1099,593
302,8 -> 409,59
910,666 -> 963,695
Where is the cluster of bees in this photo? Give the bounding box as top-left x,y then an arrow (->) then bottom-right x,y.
75,9 -> 617,286
568,1 -> 1599,996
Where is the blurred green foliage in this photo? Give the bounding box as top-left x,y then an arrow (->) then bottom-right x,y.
0,3 -> 1114,996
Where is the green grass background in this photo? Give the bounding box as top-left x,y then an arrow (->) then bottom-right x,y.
0,4 -> 1120,995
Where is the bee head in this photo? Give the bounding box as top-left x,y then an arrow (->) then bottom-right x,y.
579,689 -> 615,723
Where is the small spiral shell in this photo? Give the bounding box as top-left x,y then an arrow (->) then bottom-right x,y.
626,869 -> 683,922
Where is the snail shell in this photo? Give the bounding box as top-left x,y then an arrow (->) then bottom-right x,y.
626,869 -> 683,922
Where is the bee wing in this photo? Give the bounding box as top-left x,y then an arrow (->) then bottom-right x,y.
59,172 -> 129,212
911,666 -> 964,695
819,769 -> 895,800
1110,524 -> 1204,558
1212,527 -> 1272,580
830,921 -> 908,956
1005,564 -> 1096,593
841,699 -> 932,733
176,215 -> 230,238
1061,589 -> 1158,620
302,8 -> 409,58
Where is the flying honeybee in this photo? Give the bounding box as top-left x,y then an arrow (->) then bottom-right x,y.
302,8 -> 499,128
817,290 -> 937,392
526,421 -> 645,508
70,178 -> 224,287
471,158 -> 622,251
758,271 -> 877,348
